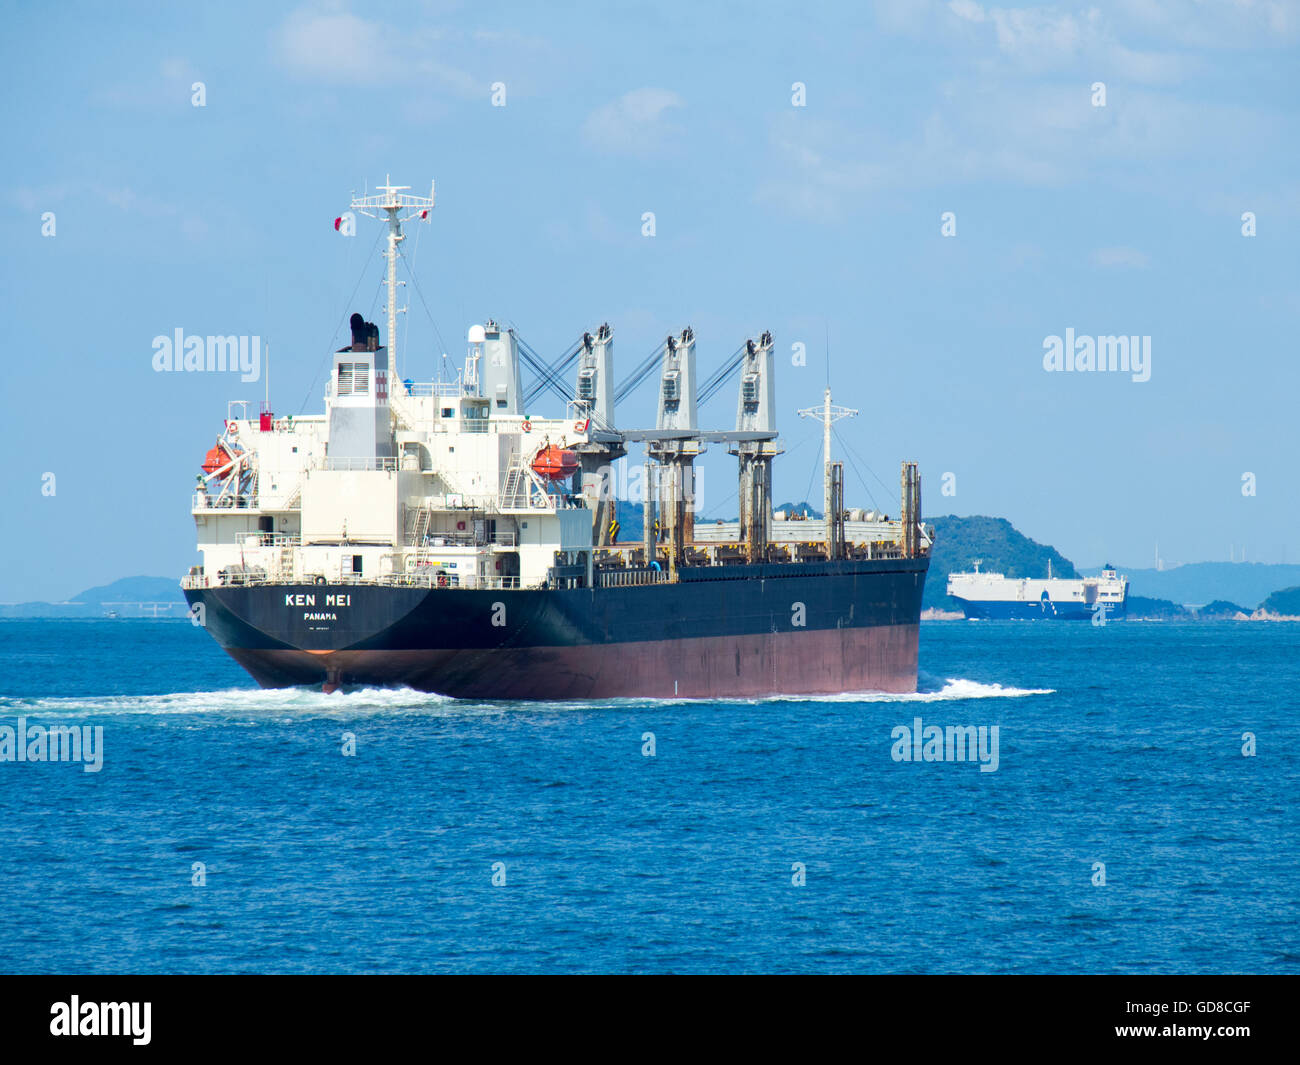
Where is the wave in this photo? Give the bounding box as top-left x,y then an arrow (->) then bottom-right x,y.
707,674 -> 1054,706
0,686 -> 463,720
0,674 -> 1051,719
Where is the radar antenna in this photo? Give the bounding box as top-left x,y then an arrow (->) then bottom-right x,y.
349,176 -> 435,380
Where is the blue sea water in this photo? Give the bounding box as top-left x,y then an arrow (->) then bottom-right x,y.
0,618 -> 1296,974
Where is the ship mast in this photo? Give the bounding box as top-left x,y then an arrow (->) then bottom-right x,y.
350,177 -> 435,380
798,388 -> 857,525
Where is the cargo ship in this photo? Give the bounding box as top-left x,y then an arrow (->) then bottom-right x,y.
182,179 -> 931,698
946,561 -> 1127,620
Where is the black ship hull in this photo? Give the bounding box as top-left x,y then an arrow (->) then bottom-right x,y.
184,558 -> 928,699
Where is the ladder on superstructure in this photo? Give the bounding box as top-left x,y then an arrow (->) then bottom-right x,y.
411,503 -> 433,545
278,541 -> 295,582
501,450 -> 553,510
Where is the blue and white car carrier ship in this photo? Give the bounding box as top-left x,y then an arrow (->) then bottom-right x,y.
947,561 -> 1128,620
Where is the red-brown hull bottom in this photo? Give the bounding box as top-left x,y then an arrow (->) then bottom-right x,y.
226,623 -> 921,700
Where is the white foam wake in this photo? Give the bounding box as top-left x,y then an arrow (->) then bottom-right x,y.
702,675 -> 1054,706
819,676 -> 1053,702
0,686 -> 462,720
0,676 -> 1051,718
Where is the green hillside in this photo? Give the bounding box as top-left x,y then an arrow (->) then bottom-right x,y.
1259,586 -> 1300,616
1128,595 -> 1192,619
1197,599 -> 1250,618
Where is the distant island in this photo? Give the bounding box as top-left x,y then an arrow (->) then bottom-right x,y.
0,577 -> 188,619
6,511 -> 1300,621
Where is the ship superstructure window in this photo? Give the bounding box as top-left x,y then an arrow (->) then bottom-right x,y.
351,555 -> 363,574
577,370 -> 596,403
336,362 -> 371,396
662,371 -> 680,403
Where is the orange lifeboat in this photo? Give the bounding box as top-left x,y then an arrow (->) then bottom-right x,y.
531,444 -> 579,481
202,444 -> 235,479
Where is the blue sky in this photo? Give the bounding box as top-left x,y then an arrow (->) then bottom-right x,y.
2,0 -> 1298,601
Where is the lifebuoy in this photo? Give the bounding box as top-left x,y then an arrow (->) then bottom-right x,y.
522,420 -> 532,433
313,575 -> 326,585
574,419 -> 589,433
457,521 -> 466,531
436,572 -> 449,588
226,421 -> 239,437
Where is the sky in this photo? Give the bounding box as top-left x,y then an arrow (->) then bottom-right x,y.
2,0 -> 1298,601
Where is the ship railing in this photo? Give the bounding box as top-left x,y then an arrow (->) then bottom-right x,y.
193,491 -> 258,510
237,532 -> 301,548
352,573 -> 526,590
182,572 -> 530,591
402,382 -> 462,398
405,531 -> 518,549
320,457 -> 399,472
409,533 -> 476,548
594,567 -> 672,588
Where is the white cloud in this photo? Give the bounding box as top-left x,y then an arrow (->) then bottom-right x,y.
993,6 -> 1093,59
1108,0 -> 1299,46
582,88 -> 685,157
89,58 -> 202,111
939,3 -> 1198,81
750,73 -> 1284,223
273,6 -> 481,97
276,8 -> 395,84
754,113 -> 892,222
949,0 -> 986,22
8,181 -> 212,240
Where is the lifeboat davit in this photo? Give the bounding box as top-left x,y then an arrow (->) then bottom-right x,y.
531,444 -> 579,481
202,444 -> 235,479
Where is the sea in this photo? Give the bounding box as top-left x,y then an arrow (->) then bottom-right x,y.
0,618 -> 1295,975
